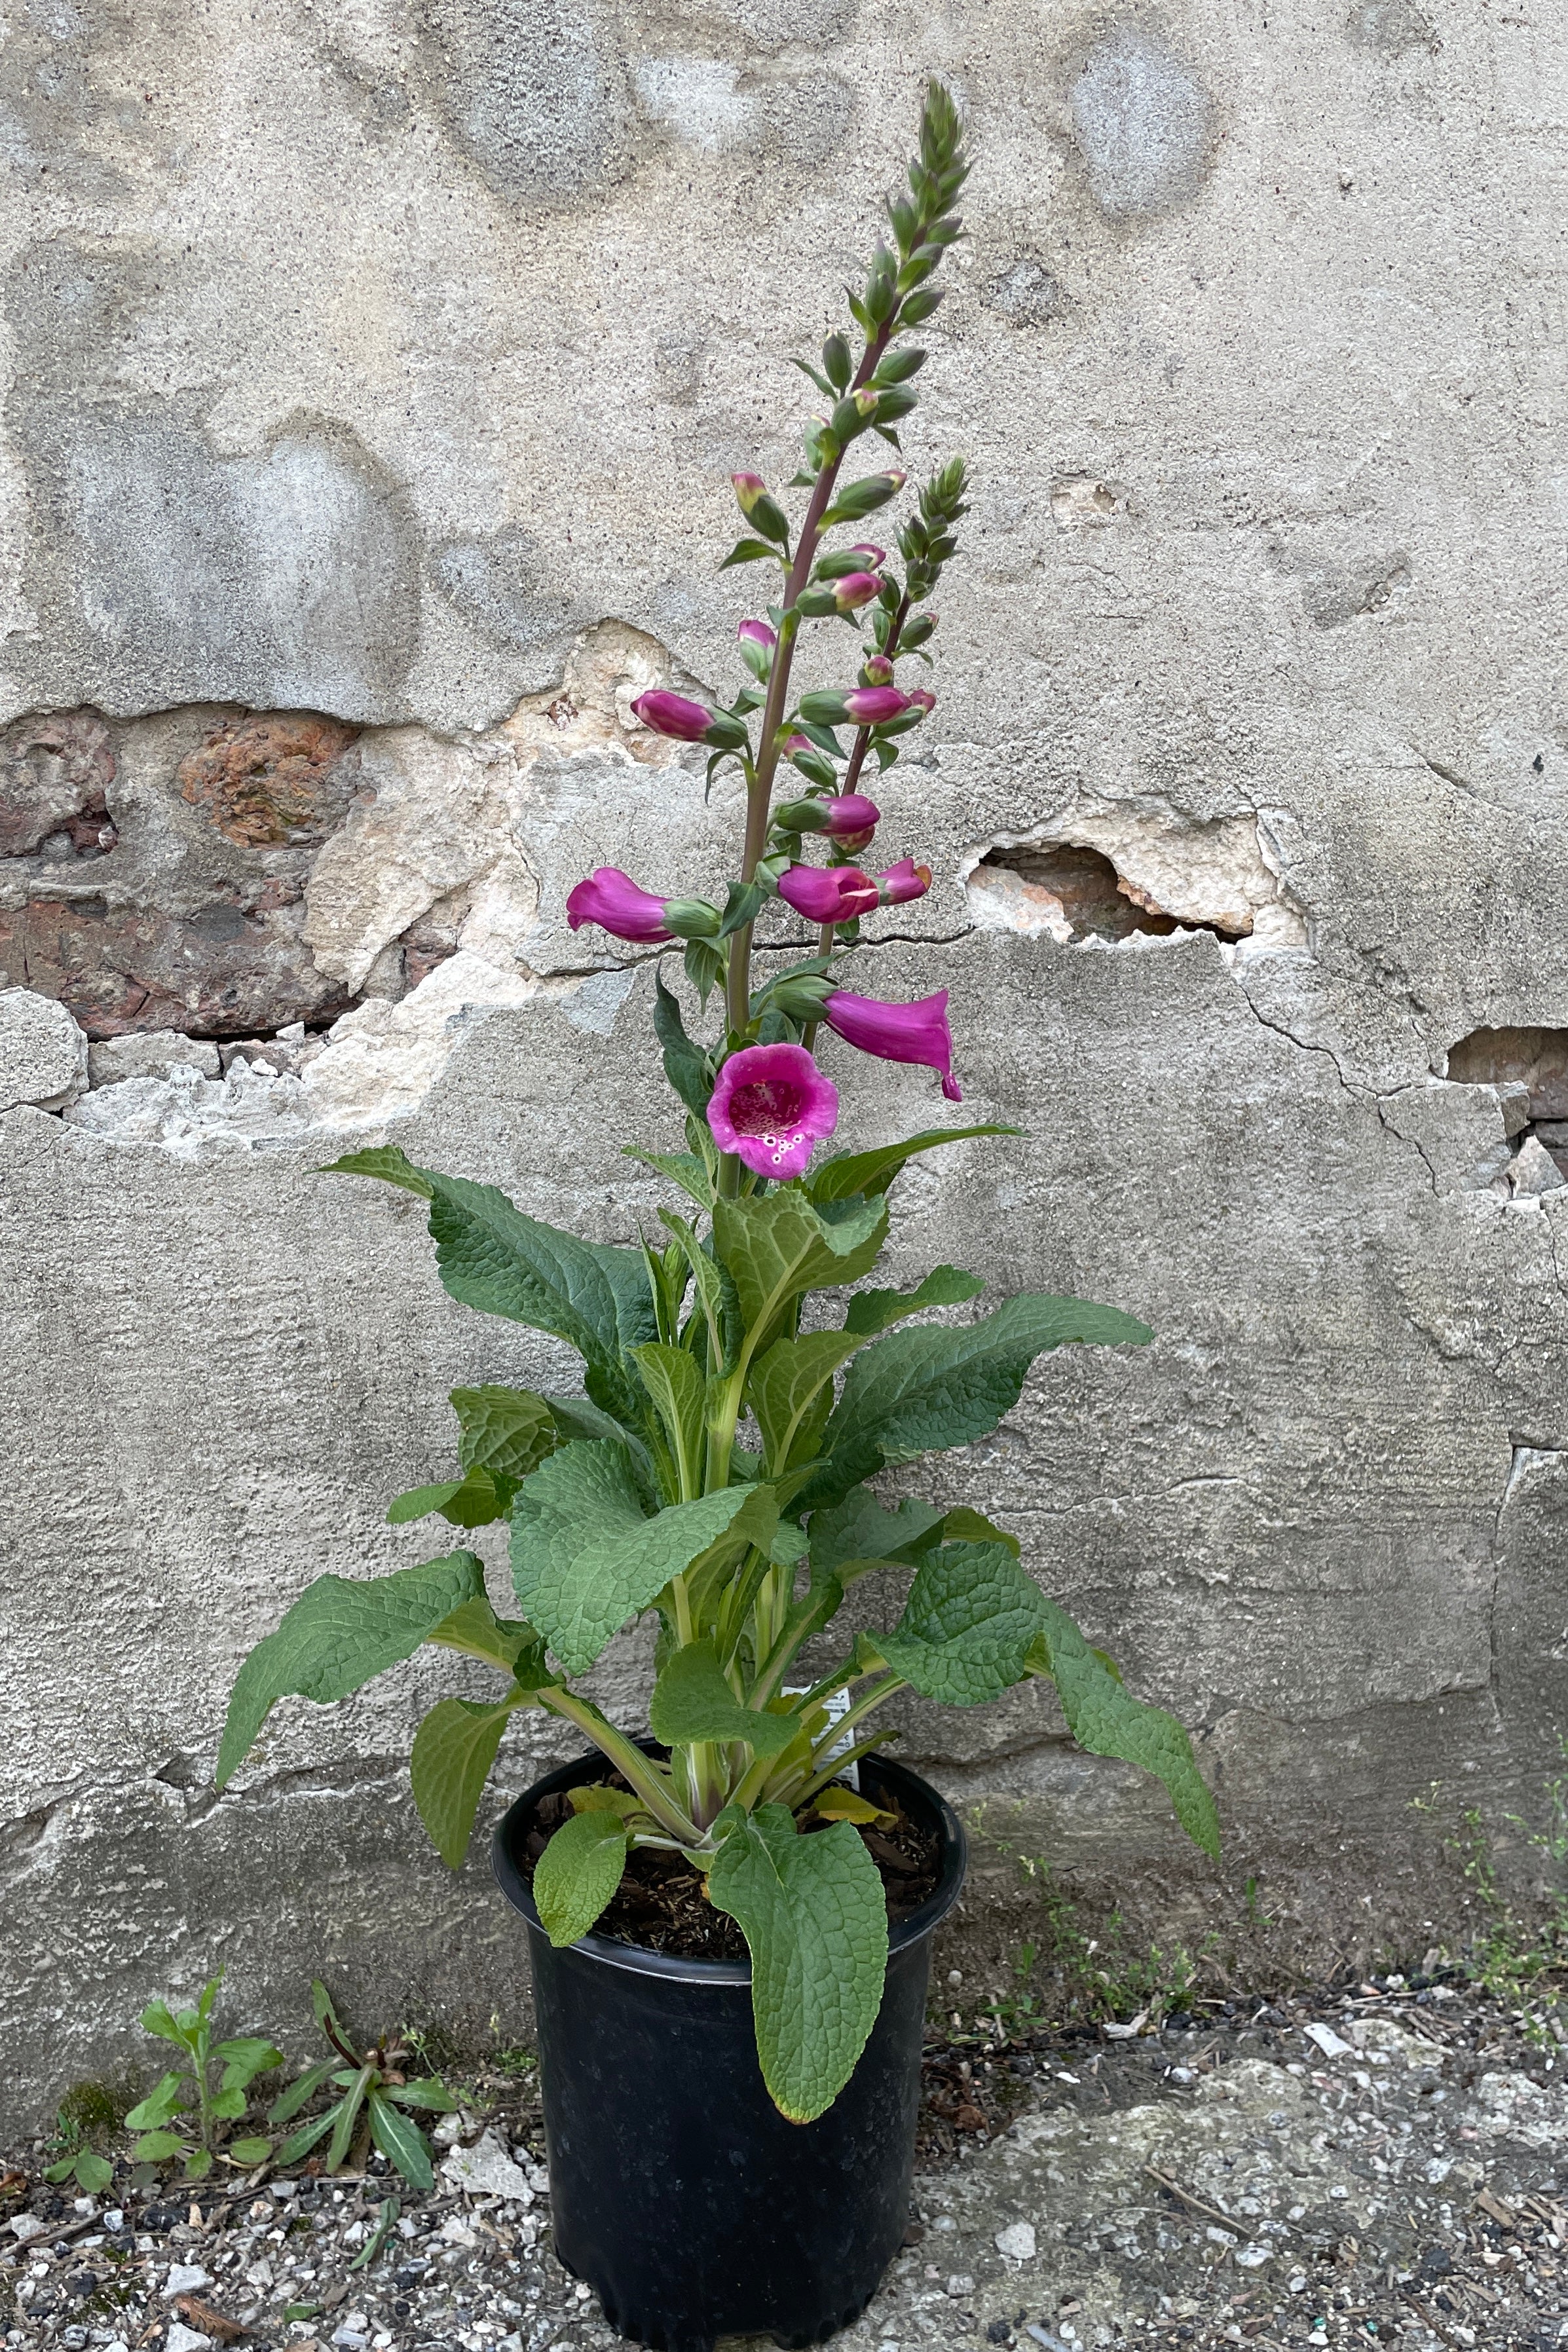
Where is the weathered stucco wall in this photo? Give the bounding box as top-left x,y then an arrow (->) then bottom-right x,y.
3,0 -> 1568,2131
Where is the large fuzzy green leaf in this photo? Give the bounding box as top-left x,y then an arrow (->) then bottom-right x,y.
708,1805 -> 887,2123
800,1293 -> 1153,1512
711,1191 -> 887,1347
510,1442 -> 774,1673
869,1541 -> 1045,1706
410,1689 -> 531,1868
808,1490 -> 946,1577
747,1331 -> 863,1474
648,1640 -> 804,1758
325,1147 -> 655,1425
217,1552 -> 485,1787
388,1466 -> 510,1529
808,1125 -> 1021,1203
629,1342 -> 708,1487
1026,1605 -> 1220,1857
451,1385 -> 559,1480
425,1595 -> 546,1679
533,1810 -> 630,1946
842,1263 -> 984,1336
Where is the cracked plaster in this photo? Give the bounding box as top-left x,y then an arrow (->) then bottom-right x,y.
2,0 -> 1567,2130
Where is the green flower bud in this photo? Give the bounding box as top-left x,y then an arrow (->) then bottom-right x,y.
662,898 -> 722,939
775,797 -> 831,832
796,586 -> 839,618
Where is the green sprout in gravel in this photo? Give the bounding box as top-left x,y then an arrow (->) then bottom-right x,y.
269,1982 -> 457,2191
123,1973 -> 281,2180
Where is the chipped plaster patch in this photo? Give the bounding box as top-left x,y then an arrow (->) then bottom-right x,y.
962,803 -> 1307,952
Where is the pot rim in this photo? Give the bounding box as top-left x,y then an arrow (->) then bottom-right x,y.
492,1746 -> 967,1985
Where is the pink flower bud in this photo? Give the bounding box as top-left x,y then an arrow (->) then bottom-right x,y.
905,688 -> 937,715
777,864 -> 881,924
877,857 -> 932,906
861,654 -> 895,686
833,572 -> 884,614
732,472 -> 767,513
737,618 -> 777,650
822,793 -> 880,841
707,1041 -> 840,1179
565,867 -> 675,944
629,690 -> 714,742
842,686 -> 910,726
850,543 -> 886,569
822,985 -> 961,1101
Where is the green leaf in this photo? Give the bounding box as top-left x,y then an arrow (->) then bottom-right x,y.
802,1294 -> 1153,1512
717,879 -> 765,939
623,1144 -> 715,1214
719,535 -> 785,569
869,1541 -> 1046,1705
338,1149 -> 656,1425
452,1384 -> 559,1480
216,1551 -> 486,1787
131,2131 -> 185,2161
139,1998 -> 183,2046
183,2148 -> 214,2181
276,2103 -> 341,2167
843,1263 -> 984,1337
532,1810 -> 629,1947
366,2089 -> 433,2190
348,2193 -> 400,2270
388,1466 -> 509,1528
708,1806 -> 887,2123
426,1594 -> 546,1680
659,1213 -> 741,1374
210,2087 -> 248,2121
808,1490 -> 945,1578
809,1125 -> 1022,1203
124,2072 -> 187,2130
410,1690 -> 528,1868
648,1641 -> 804,1758
322,1144 -> 435,1196
74,2152 -> 114,2193
629,1341 -> 708,1489
511,1442 -> 772,1673
654,967 -> 712,1116
383,2077 -> 458,2112
747,1330 -> 863,1473
268,2057 -> 339,2126
711,1191 -> 887,1349
1026,1606 -> 1221,1857
43,2157 -> 75,2184
227,2137 -> 272,2167
329,2066 -> 375,2171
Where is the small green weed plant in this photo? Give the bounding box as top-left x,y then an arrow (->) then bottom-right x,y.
267,1981 -> 457,2192
122,1975 -> 280,2180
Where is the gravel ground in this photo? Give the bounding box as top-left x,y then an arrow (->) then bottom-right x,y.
4,1978 -> 1565,2352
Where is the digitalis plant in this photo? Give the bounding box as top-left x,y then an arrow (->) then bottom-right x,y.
216,84 -> 1218,2127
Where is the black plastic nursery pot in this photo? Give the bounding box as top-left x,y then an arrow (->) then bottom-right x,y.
493,1749 -> 966,2352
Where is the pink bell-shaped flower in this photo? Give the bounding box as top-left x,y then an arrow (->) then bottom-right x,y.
707,1043 -> 840,1178
821,986 -> 961,1101
565,867 -> 675,944
777,865 -> 881,924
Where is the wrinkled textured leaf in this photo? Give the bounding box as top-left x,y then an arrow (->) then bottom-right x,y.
871,1541 -> 1045,1705
748,1330 -> 863,1472
388,1467 -> 508,1529
712,1192 -> 887,1343
802,1294 -> 1153,1512
708,1805 -> 887,2122
1026,1604 -> 1221,1857
808,1125 -> 1020,1203
533,1810 -> 629,1947
217,1552 -> 485,1787
808,1490 -> 945,1577
648,1640 -> 804,1758
426,1595 -> 548,1681
327,1146 -> 655,1425
410,1690 -> 528,1868
843,1263 -> 984,1337
510,1442 -> 769,1673
451,1385 -> 558,1480
623,1144 -> 715,1212
629,1342 -> 708,1485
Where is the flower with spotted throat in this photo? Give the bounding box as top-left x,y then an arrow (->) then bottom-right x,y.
705,1042 -> 840,1178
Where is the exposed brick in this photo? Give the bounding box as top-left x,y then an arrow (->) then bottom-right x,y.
0,707 -> 117,860
177,711 -> 364,848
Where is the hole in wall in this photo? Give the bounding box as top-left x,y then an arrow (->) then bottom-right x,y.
962,808 -> 1306,952
967,842 -> 1260,945
1444,1026 -> 1568,1183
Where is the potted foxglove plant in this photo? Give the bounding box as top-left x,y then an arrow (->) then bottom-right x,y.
216,84 -> 1218,2352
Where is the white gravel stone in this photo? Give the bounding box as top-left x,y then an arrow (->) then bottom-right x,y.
0,987 -> 87,1111
994,2220 -> 1037,2262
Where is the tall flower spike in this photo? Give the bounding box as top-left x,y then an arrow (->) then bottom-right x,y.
821,985 -> 961,1100
707,1043 -> 840,1178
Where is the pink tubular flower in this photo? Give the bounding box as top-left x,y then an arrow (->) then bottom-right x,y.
777,864 -> 880,924
630,690 -> 714,742
738,618 -> 777,652
844,686 -> 910,725
823,986 -> 962,1102
565,867 -> 674,944
822,792 -> 880,844
707,1042 -> 840,1178
877,857 -> 932,906
905,688 -> 937,715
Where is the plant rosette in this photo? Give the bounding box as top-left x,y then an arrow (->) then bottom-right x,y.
213,79 -> 1220,2343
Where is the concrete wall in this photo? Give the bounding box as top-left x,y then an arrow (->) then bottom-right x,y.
4,0 -> 1568,2130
